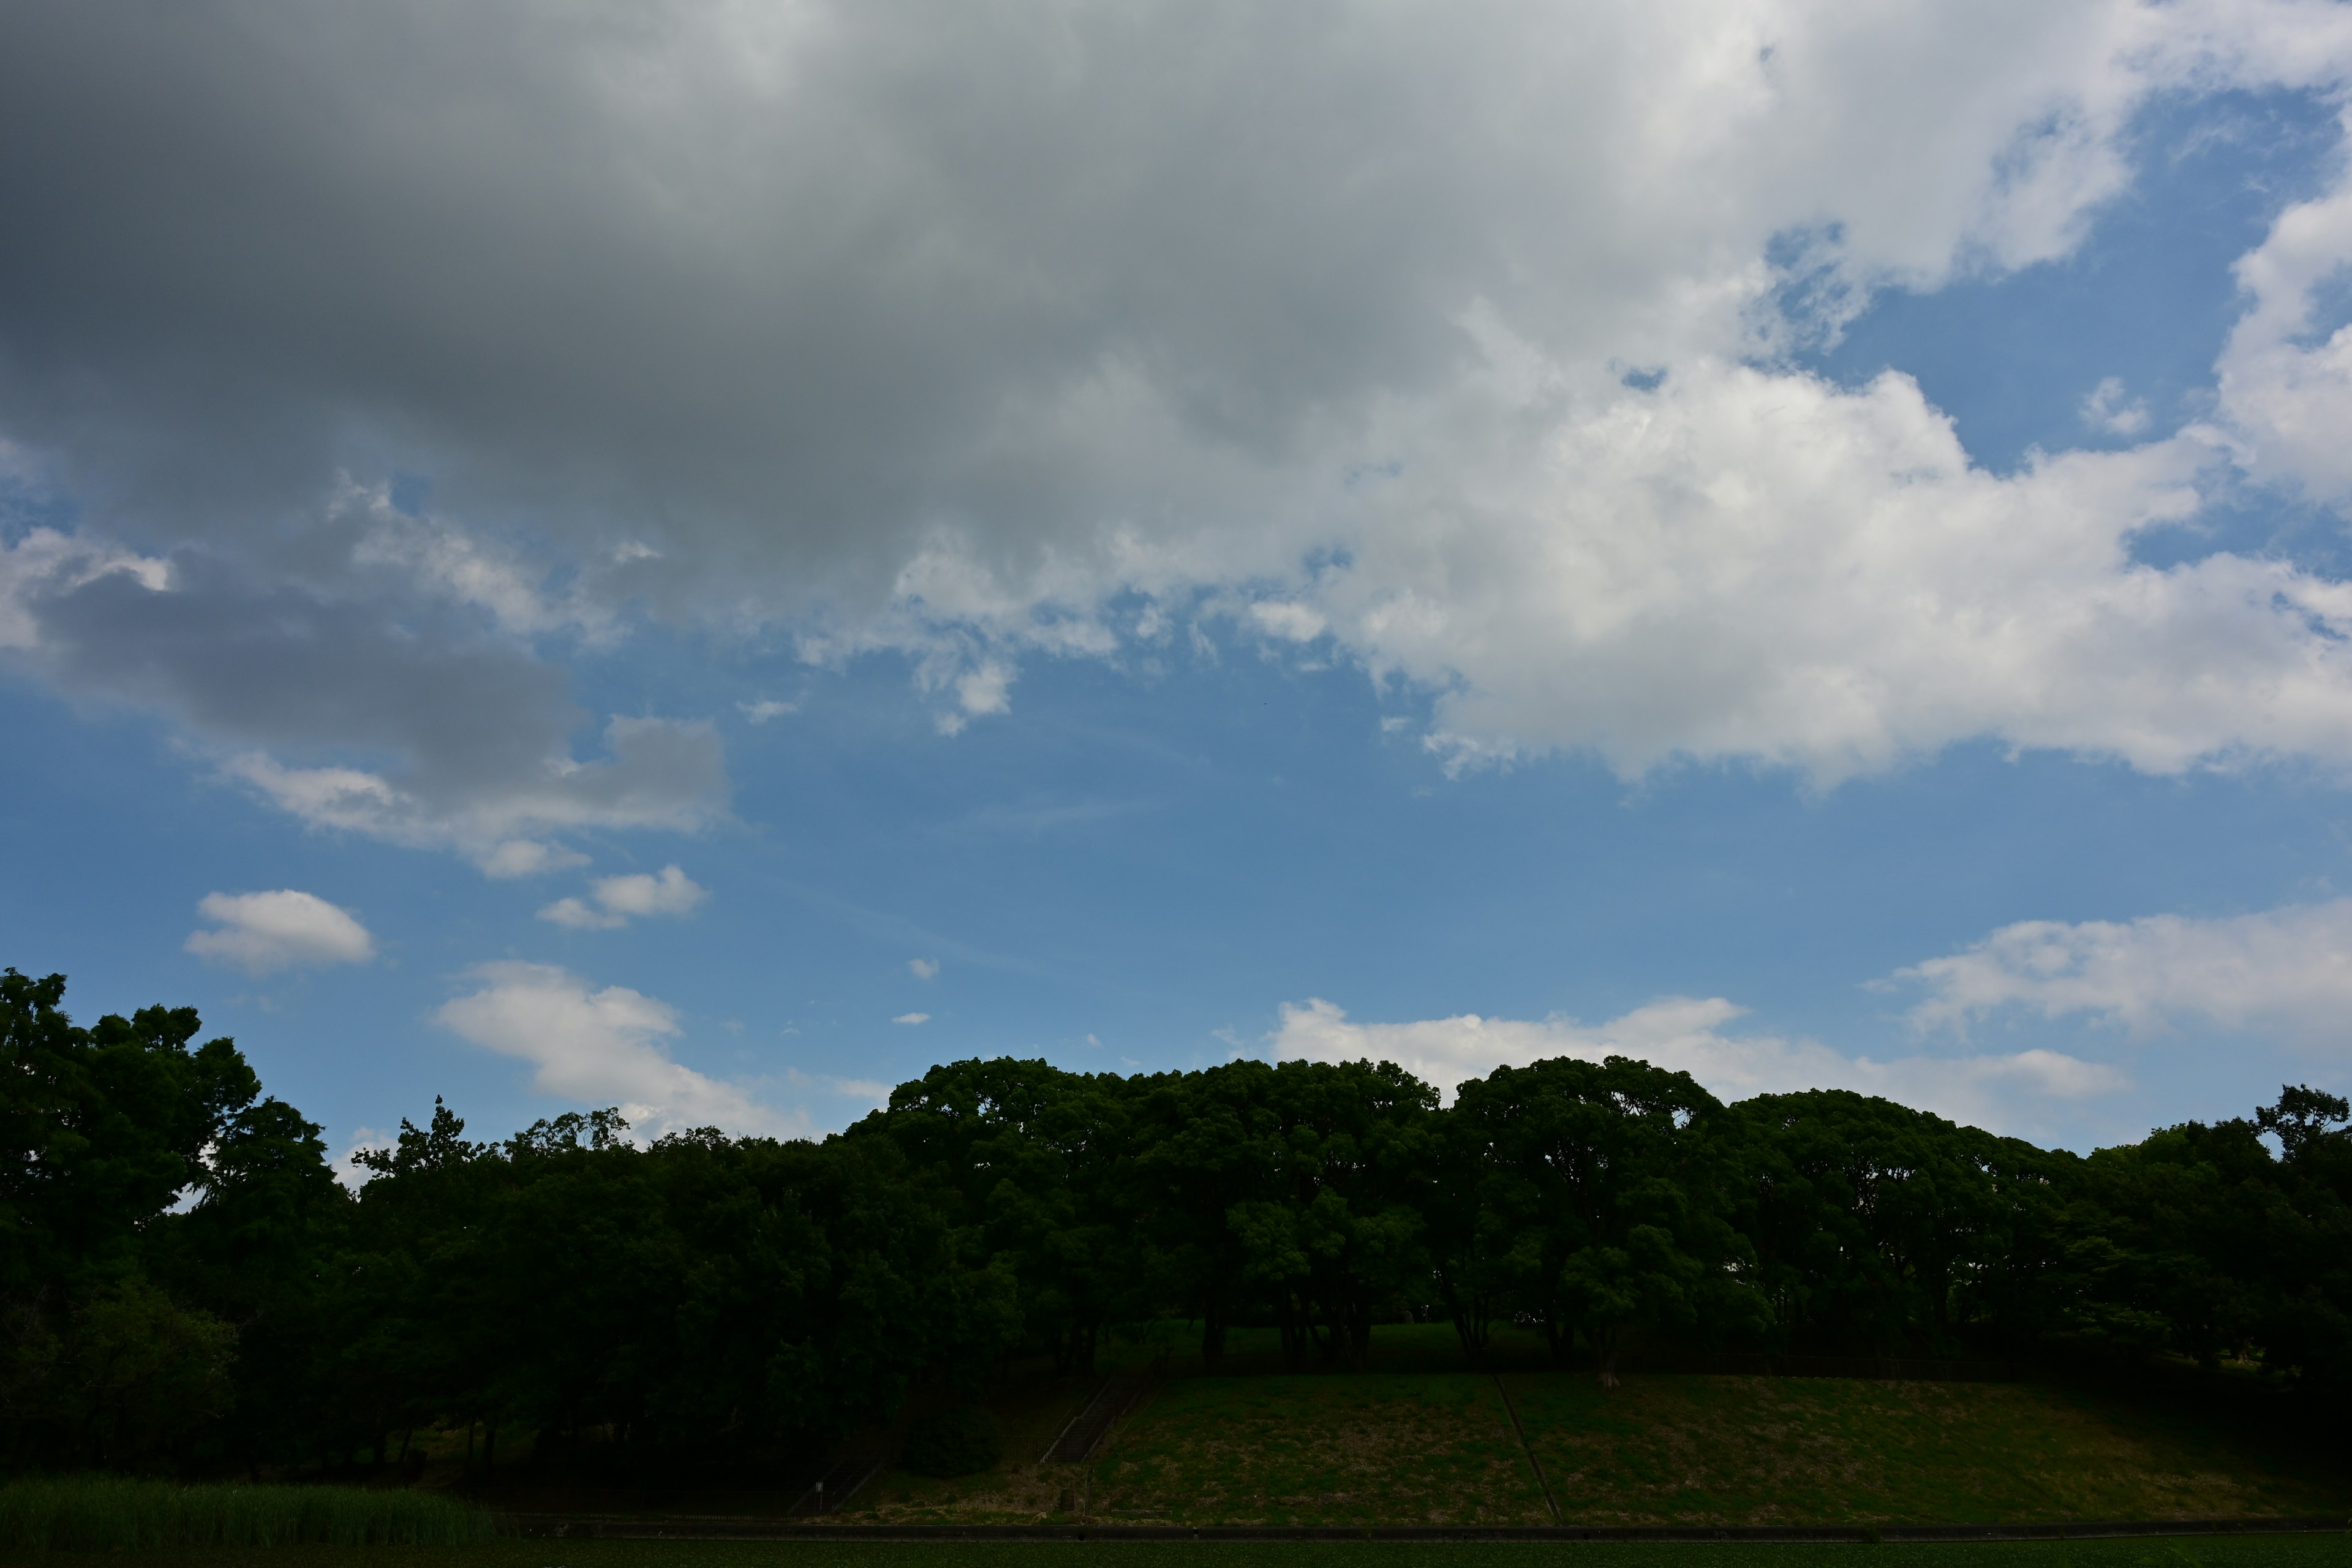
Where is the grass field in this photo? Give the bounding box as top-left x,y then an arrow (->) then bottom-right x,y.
1084,1374 -> 1550,1526
18,1534 -> 2350,1568
0,1477 -> 496,1550
1506,1375 -> 2345,1527
840,1368 -> 2345,1530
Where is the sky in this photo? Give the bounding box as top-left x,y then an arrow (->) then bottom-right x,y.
7,0 -> 2352,1166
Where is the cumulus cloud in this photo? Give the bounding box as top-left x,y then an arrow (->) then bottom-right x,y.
2217,142 -> 2352,504
435,962 -> 799,1137
5,0 -> 2352,781
1271,996 -> 2125,1136
1302,357 -> 2352,782
184,889 -> 375,974
1894,900 -> 2352,1047
537,865 -> 708,930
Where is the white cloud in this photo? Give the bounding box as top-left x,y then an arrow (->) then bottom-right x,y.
1894,899 -> 2352,1048
2080,375 -> 2150,436
784,1066 -> 892,1109
334,1127 -> 393,1189
2213,134 -> 2352,506
1304,356 -> 2352,783
538,864 -> 707,929
184,889 -> 375,974
436,961 -> 801,1137
7,0 -> 2352,783
908,957 -> 938,980
739,698 -> 797,723
536,896 -> 622,930
934,663 -> 1014,736
892,1012 -> 931,1025
477,839 -> 592,878
347,488 -> 613,639
1249,601 -> 1328,643
594,864 -> 707,917
1271,995 -> 2125,1136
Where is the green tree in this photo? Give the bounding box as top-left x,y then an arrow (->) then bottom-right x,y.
1457,1055 -> 1751,1382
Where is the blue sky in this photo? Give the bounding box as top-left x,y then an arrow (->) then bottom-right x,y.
7,1 -> 2352,1164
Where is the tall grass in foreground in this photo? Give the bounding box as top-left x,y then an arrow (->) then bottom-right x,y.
0,1476 -> 500,1550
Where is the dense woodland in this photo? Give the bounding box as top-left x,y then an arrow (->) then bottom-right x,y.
4,966 -> 2348,1478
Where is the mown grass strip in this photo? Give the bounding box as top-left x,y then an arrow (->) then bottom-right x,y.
21,1529 -> 2350,1567
0,1475 -> 499,1550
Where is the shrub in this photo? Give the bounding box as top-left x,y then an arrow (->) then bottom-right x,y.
899,1406 -> 1003,1477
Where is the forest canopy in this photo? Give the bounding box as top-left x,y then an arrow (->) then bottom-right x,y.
2,966 -> 2346,1477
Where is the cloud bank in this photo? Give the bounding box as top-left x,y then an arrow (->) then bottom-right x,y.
1270,995 -> 2125,1137
1896,900 -> 2352,1048
6,0 -> 2352,809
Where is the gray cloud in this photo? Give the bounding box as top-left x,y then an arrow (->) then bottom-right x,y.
6,1 -> 2352,781
15,545 -> 725,856
0,2 -> 2173,575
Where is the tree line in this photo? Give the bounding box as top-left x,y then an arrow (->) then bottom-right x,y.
3,966 -> 2346,1477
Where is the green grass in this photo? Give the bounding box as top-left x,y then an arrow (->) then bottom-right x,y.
1505,1376 -> 2347,1528
1085,1374 -> 1551,1526
851,1366 -> 1102,1522
13,1533 -> 2348,1568
1036,1372 -> 2347,1529
0,1476 -> 500,1550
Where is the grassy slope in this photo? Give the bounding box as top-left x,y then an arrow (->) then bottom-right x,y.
1509,1374 -> 2346,1528
1025,1370 -> 2344,1529
851,1368 -> 1099,1523
826,1324 -> 2342,1529
1087,1374 -> 1550,1527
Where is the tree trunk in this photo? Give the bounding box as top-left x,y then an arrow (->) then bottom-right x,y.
1591,1325 -> 1621,1387
1443,1280 -> 1491,1366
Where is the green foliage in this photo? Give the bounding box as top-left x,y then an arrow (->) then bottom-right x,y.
0,968 -> 344,1471
2,960 -> 2351,1482
0,1476 -> 497,1548
1453,1057 -> 1758,1378
50,1281 -> 236,1466
899,1404 -> 1003,1477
